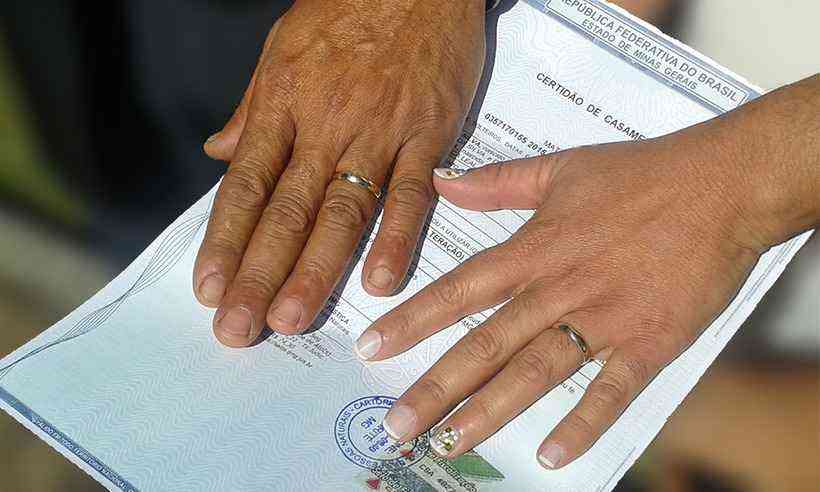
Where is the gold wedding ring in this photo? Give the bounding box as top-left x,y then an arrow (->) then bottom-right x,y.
332,172 -> 382,200
559,324 -> 591,365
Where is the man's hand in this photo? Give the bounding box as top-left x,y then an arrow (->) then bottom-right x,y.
356,75 -> 819,468
193,0 -> 486,346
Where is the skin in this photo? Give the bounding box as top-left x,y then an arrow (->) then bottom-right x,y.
357,75 -> 820,469
193,0 -> 486,346
191,0 -> 812,473
192,0 -> 679,347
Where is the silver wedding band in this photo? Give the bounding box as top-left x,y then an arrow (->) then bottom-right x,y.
559,324 -> 591,365
333,172 -> 382,201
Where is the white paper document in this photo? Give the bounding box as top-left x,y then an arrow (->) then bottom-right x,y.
1,1 -> 811,490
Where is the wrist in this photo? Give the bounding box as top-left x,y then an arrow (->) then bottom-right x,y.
737,75 -> 820,247
692,75 -> 820,251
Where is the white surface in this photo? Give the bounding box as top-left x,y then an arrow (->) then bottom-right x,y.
0,1 -> 816,491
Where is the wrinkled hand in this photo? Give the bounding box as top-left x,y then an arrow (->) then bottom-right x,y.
355,102 -> 797,468
193,0 -> 486,345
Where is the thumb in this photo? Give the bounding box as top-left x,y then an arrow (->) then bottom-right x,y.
203,79 -> 253,162
203,18 -> 283,162
432,155 -> 563,211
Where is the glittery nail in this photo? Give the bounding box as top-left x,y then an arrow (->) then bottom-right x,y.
433,168 -> 468,180
430,426 -> 460,456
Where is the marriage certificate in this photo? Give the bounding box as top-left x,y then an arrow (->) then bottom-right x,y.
1,1 -> 811,490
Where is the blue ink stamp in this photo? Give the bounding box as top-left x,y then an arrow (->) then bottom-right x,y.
335,395 -> 429,470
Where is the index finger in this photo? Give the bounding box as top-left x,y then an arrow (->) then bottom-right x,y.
354,243 -> 529,361
203,18 -> 283,162
193,94 -> 294,309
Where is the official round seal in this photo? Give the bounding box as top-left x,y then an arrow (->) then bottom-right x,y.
335,395 -> 429,470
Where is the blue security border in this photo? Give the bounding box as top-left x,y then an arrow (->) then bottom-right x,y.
521,0 -> 762,114
0,386 -> 139,492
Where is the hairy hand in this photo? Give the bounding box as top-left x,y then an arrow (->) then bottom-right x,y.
194,0 -> 486,345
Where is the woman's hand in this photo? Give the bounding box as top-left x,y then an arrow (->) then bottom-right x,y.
355,76 -> 820,469
193,0 -> 486,346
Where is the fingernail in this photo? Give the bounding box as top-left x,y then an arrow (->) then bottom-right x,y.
433,168 -> 467,180
198,273 -> 226,306
537,442 -> 565,469
382,404 -> 417,441
205,132 -> 221,145
367,267 -> 394,290
354,331 -> 382,360
218,306 -> 253,339
430,425 -> 460,457
270,298 -> 303,330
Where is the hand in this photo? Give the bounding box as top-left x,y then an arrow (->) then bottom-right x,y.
193,0 -> 486,346
354,75 -> 820,469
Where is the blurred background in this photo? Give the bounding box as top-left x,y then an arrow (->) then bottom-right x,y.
0,1 -> 817,491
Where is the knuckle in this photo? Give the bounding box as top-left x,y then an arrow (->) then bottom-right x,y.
413,101 -> 457,130
430,273 -> 471,307
629,321 -> 683,365
588,375 -> 628,409
637,306 -> 679,338
463,328 -> 505,365
388,175 -> 434,212
376,228 -> 416,257
509,293 -> 543,319
200,233 -> 243,261
414,377 -> 450,406
618,356 -> 653,387
323,190 -> 371,230
257,70 -> 296,106
266,193 -> 315,236
325,87 -> 353,116
295,260 -> 333,289
508,231 -> 551,272
563,411 -> 596,438
222,168 -> 272,212
290,159 -> 325,182
653,319 -> 689,354
470,396 -> 498,423
235,265 -> 278,296
510,349 -> 555,386
248,106 -> 285,136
